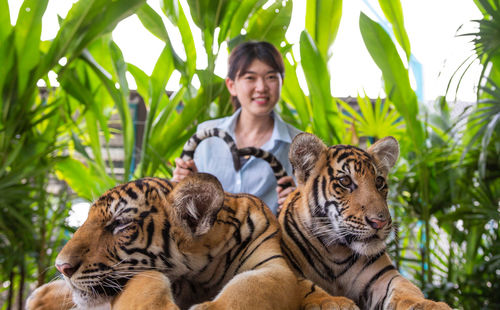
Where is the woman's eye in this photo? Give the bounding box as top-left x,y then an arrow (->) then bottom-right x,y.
339,176 -> 352,188
375,176 -> 385,190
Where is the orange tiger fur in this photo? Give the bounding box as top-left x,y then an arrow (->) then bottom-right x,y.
279,133 -> 451,310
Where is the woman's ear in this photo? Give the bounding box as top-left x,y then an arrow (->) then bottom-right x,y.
225,77 -> 237,96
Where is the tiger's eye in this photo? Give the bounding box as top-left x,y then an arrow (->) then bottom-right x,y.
339,176 -> 352,188
375,176 -> 385,190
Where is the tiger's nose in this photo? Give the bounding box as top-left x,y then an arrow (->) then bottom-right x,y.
55,263 -> 79,278
365,216 -> 387,230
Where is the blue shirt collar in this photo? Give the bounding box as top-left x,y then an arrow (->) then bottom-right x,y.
218,108 -> 293,146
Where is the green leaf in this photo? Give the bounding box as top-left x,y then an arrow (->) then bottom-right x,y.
359,12 -> 423,149
0,32 -> 15,106
177,4 -> 196,81
215,0 -> 240,45
39,0 -> 145,83
305,0 -> 343,61
136,3 -> 169,42
228,0 -> 265,39
55,157 -> 116,201
378,0 -> 411,61
300,30 -> 341,143
186,0 -> 236,60
245,0 -> 293,47
81,49 -> 135,181
140,45 -> 174,176
136,2 -> 187,77
0,0 -> 11,43
14,0 -> 48,95
37,0 -> 99,78
110,41 -> 135,180
127,63 -> 150,105
281,57 -> 311,130
161,0 -> 179,24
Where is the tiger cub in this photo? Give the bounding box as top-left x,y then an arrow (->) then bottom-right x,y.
27,174 -> 356,310
279,133 -> 451,310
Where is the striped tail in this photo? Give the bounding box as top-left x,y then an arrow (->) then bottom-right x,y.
180,128 -> 291,189
238,147 -> 292,189
180,128 -> 241,171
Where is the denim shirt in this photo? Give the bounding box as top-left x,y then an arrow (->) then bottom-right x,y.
193,109 -> 301,214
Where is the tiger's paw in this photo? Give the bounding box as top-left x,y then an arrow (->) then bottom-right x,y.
26,279 -> 75,310
302,296 -> 360,310
389,298 -> 452,310
407,300 -> 452,310
112,271 -> 178,310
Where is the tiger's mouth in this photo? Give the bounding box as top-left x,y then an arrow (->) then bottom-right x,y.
343,231 -> 382,244
66,274 -> 129,307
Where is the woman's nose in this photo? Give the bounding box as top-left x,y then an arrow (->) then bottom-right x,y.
255,77 -> 267,91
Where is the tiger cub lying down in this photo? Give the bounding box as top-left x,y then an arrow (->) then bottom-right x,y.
27,174 -> 357,310
279,133 -> 451,310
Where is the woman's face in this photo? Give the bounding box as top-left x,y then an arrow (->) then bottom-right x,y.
226,59 -> 282,118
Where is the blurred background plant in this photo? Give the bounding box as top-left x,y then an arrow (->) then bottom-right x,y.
0,0 -> 498,309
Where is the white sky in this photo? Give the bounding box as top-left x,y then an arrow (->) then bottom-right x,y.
9,0 -> 482,102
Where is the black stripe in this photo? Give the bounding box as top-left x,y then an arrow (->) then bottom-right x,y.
310,176 -> 320,216
282,204 -> 336,281
304,283 -> 317,298
337,151 -> 354,162
192,134 -> 202,144
146,221 -> 154,247
180,149 -> 194,159
236,229 -> 279,273
251,255 -> 284,270
361,265 -> 396,308
376,275 -> 400,310
335,254 -> 359,277
126,187 -> 138,200
280,241 -> 305,277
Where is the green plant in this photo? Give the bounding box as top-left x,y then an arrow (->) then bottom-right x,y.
0,0 -> 145,307
280,0 -> 346,145
338,94 -> 405,141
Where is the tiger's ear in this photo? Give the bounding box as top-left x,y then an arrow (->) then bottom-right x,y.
170,173 -> 224,236
289,133 -> 327,185
367,136 -> 399,175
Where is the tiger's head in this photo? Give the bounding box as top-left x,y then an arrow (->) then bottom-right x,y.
54,174 -> 225,307
289,133 -> 399,256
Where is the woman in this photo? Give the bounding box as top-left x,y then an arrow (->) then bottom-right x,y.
173,41 -> 300,214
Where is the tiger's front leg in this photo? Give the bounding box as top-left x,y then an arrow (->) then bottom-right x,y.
383,277 -> 451,310
298,278 -> 359,310
111,271 -> 179,310
26,280 -> 75,310
191,263 -> 302,310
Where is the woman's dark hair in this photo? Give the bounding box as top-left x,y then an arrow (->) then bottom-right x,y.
227,41 -> 285,111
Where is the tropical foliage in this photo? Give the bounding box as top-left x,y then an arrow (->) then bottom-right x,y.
0,0 -> 498,309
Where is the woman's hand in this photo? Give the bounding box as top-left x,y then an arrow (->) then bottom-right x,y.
276,176 -> 296,210
172,158 -> 198,182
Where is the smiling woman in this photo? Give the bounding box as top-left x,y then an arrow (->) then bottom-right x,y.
172,41 -> 301,215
